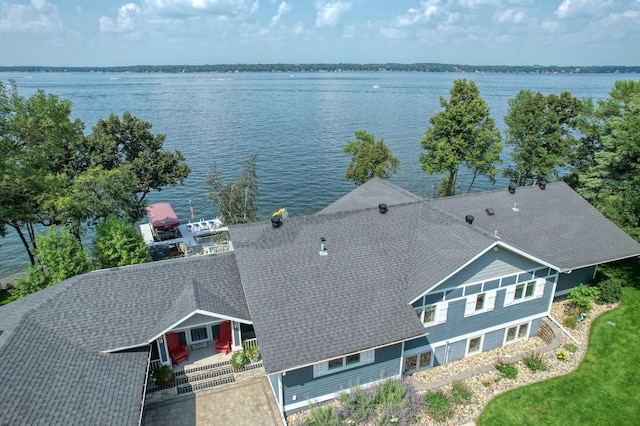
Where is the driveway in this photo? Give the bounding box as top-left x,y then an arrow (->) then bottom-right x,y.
142,378 -> 283,426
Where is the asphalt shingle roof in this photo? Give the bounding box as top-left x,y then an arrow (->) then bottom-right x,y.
230,180 -> 640,374
0,253 -> 250,425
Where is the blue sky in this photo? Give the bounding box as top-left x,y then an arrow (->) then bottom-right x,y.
1,0 -> 639,66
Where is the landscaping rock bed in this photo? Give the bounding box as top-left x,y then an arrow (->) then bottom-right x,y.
411,299 -> 616,425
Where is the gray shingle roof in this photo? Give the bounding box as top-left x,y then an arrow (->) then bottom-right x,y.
318,177 -> 423,215
230,180 -> 640,374
0,253 -> 250,425
427,182 -> 640,272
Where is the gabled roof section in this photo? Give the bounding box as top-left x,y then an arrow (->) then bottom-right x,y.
230,204 -> 427,374
318,177 -> 423,215
0,252 -> 250,424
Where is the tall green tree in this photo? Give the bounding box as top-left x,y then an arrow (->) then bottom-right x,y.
419,79 -> 502,196
0,81 -> 85,264
93,215 -> 149,268
0,83 -> 190,266
578,85 -> 640,241
206,154 -> 259,225
11,228 -> 90,298
342,130 -> 399,185
503,90 -> 582,186
80,112 -> 191,222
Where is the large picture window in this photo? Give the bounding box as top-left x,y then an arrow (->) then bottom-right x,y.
404,350 -> 432,373
190,327 -> 209,343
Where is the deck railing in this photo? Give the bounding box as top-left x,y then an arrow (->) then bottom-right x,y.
149,359 -> 163,371
243,338 -> 258,348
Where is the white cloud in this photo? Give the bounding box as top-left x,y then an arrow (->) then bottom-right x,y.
99,3 -> 142,33
494,8 -> 526,24
0,0 -> 63,32
315,1 -> 352,28
142,0 -> 258,18
271,1 -> 291,27
599,9 -> 640,25
556,0 -> 612,19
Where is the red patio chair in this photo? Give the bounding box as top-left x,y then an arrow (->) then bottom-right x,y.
166,333 -> 189,365
215,321 -> 232,354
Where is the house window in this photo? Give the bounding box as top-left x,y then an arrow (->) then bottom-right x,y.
415,302 -> 448,326
504,279 -> 545,306
515,281 -> 536,301
190,327 -> 209,343
404,350 -> 432,373
467,336 -> 483,355
505,323 -> 530,343
313,349 -> 375,377
475,293 -> 485,311
464,290 -> 496,317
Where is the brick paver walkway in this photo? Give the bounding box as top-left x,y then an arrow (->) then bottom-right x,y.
142,377 -> 283,426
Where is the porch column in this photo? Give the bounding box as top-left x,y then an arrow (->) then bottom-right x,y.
231,321 -> 242,350
158,334 -> 171,366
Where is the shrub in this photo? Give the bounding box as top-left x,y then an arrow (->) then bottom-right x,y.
243,344 -> 260,362
375,379 -> 407,406
595,278 -> 623,304
450,381 -> 472,404
568,284 -> 600,313
230,350 -> 249,369
523,352 -> 547,372
339,387 -> 377,423
305,405 -> 337,426
563,313 -> 578,329
557,351 -> 567,361
564,343 -> 578,353
496,361 -> 518,380
423,391 -> 452,422
151,365 -> 174,386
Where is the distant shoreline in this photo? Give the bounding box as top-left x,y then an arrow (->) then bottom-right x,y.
1,63 -> 639,74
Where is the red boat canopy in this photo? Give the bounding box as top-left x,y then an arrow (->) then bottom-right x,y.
147,203 -> 180,230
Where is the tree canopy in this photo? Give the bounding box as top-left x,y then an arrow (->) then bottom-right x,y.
342,130 -> 399,185
419,78 -> 502,196
0,82 -> 190,266
206,154 -> 259,225
11,228 -> 90,298
576,81 -> 640,240
93,215 -> 149,269
503,90 -> 582,186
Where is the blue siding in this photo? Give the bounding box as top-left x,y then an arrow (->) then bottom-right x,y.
424,279 -> 554,344
433,346 -> 446,367
433,249 -> 545,291
556,266 -> 596,294
484,329 -> 504,351
282,344 -> 401,412
530,318 -> 541,336
268,374 -> 279,403
404,336 -> 429,352
447,340 -> 467,363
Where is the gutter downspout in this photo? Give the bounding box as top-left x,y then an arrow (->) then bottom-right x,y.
138,345 -> 153,425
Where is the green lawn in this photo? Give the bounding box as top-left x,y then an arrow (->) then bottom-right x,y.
478,286 -> 640,425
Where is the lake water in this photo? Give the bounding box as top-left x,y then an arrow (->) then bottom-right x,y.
0,71 -> 632,282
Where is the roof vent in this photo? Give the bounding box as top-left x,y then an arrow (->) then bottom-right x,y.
538,177 -> 547,190
465,215 -> 474,224
271,216 -> 282,228
378,203 -> 388,214
319,237 -> 328,256
486,208 -> 494,216
508,183 -> 516,194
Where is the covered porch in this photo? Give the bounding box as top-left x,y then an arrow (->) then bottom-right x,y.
150,313 -> 256,371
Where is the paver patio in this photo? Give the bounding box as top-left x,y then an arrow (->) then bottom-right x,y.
142,377 -> 283,426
